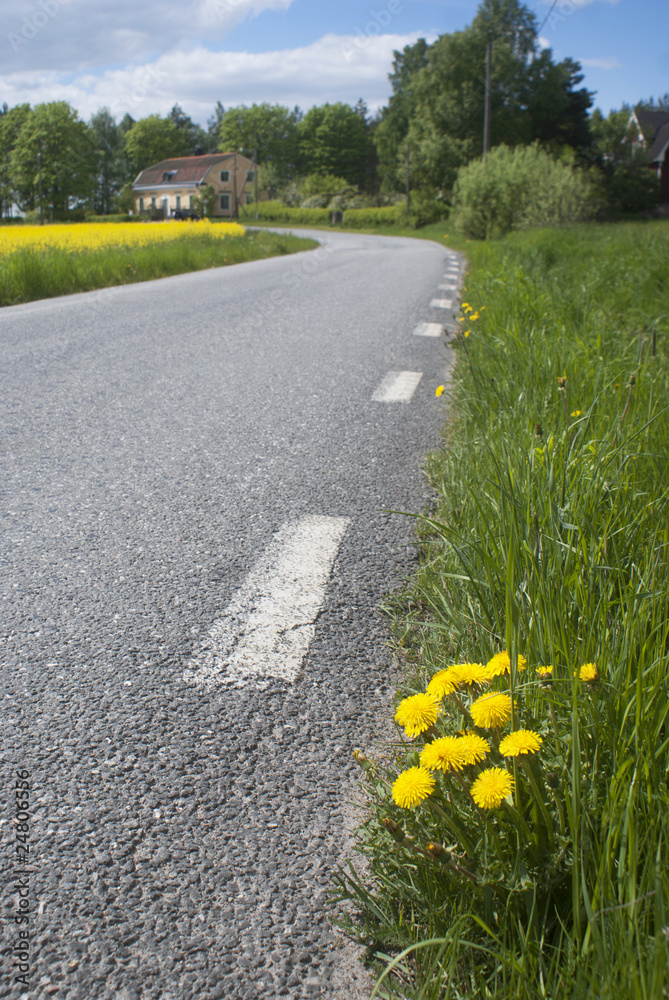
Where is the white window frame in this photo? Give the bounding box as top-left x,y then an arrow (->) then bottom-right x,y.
220,194 -> 231,211
220,170 -> 230,183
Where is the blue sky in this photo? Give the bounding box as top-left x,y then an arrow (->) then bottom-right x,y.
1,0 -> 667,126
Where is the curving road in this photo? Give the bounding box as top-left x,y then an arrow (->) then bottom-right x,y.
1,229 -> 462,1000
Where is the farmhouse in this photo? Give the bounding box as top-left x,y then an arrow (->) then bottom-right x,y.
131,152 -> 259,218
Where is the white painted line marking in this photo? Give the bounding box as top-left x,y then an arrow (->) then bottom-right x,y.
372,371 -> 423,402
414,322 -> 443,338
182,515 -> 350,688
431,298 -> 453,309
438,283 -> 457,291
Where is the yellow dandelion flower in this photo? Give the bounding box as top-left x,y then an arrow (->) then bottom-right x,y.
576,662 -> 598,682
485,651 -> 527,678
458,732 -> 490,765
451,663 -> 488,687
471,767 -> 514,809
464,330 -> 471,338
470,692 -> 513,729
395,693 -> 442,737
480,305 -> 486,310
536,665 -> 553,679
571,410 -> 582,417
470,311 -> 479,321
435,385 -> 445,397
463,304 -> 472,312
392,767 -> 435,809
458,316 -> 465,323
420,737 -> 467,773
426,667 -> 460,699
499,729 -> 543,756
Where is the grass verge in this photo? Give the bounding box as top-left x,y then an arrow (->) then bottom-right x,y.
0,228 -> 317,306
333,220 -> 669,999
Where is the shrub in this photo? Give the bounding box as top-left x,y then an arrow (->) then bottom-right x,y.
451,143 -> 596,239
341,205 -> 406,227
408,189 -> 449,228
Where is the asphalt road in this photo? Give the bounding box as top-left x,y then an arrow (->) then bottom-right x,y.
1,229 -> 462,1000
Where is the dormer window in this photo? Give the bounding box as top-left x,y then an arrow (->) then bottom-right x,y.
162,170 -> 177,182
220,170 -> 230,183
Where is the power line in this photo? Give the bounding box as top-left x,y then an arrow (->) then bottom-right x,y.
537,0 -> 560,37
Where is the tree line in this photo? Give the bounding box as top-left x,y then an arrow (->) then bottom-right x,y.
0,0 -> 664,220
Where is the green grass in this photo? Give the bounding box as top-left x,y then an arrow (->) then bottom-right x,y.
0,229 -> 317,306
333,220 -> 669,999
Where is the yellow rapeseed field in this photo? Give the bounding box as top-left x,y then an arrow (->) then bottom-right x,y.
0,220 -> 246,258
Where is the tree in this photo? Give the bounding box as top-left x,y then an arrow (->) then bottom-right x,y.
586,105 -> 660,214
374,39 -> 430,190
168,103 -> 210,155
217,103 -> 301,178
89,107 -> 126,214
297,103 -> 372,186
10,101 -> 96,214
0,103 -> 31,215
207,101 -> 226,149
375,0 -> 593,194
123,115 -> 190,175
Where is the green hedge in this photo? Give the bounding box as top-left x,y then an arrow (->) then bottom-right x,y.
341,205 -> 406,227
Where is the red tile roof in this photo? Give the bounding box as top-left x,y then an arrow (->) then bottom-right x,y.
133,153 -> 238,187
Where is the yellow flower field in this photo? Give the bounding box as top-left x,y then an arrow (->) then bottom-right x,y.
0,220 -> 246,259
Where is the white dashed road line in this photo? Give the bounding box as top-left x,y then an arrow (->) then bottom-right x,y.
413,322 -> 443,338
439,283 -> 457,291
182,515 -> 350,688
372,370 -> 423,402
430,298 -> 452,309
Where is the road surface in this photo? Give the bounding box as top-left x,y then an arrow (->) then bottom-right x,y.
1,229 -> 462,1000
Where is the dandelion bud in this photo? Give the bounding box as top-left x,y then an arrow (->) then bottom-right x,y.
382,817 -> 405,843
557,376 -> 567,390
546,771 -> 560,789
352,748 -> 368,765
427,841 -> 444,856
535,423 -> 543,437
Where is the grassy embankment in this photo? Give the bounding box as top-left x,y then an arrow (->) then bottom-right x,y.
334,220 -> 669,999
0,221 -> 317,306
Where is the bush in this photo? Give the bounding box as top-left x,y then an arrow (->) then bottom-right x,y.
341,205 -> 406,227
596,158 -> 661,215
408,189 -> 449,228
452,143 -> 596,239
247,200 -> 331,225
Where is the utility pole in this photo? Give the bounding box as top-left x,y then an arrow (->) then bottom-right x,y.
232,150 -> 238,219
483,40 -> 492,157
38,148 -> 43,225
253,148 -> 258,220
405,144 -> 411,219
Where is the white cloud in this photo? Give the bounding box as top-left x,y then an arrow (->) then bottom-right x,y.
578,56 -> 622,70
0,0 -> 297,74
0,31 -> 435,123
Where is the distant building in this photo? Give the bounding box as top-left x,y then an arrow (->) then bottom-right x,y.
131,152 -> 261,218
629,110 -> 669,203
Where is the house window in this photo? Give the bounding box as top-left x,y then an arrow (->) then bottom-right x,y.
189,195 -> 195,208
138,197 -> 144,212
220,170 -> 230,183
247,170 -> 255,182
175,195 -> 181,210
150,196 -> 156,209
220,194 -> 231,211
